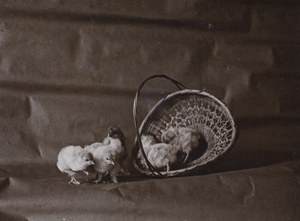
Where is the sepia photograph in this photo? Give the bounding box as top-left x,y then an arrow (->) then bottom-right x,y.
0,1 -> 299,220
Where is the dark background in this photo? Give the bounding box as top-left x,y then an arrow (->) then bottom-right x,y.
0,1 -> 299,220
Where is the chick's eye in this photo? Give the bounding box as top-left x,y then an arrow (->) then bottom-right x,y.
85,159 -> 89,161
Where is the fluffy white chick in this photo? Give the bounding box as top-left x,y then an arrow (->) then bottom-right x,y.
86,126 -> 127,183
137,134 -> 157,169
161,127 -> 201,164
57,145 -> 94,185
147,143 -> 179,172
84,142 -> 104,154
89,142 -> 116,183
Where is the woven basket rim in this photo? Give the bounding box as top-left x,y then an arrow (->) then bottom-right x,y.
133,89 -> 237,177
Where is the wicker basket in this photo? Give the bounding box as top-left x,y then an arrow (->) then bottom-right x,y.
133,75 -> 237,177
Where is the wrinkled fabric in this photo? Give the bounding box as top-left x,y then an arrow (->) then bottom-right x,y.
0,1 -> 299,220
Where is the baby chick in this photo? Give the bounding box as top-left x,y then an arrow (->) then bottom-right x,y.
161,127 -> 177,143
138,134 -> 157,169
57,145 -> 94,185
106,126 -> 127,164
84,142 -> 104,153
161,127 -> 202,164
89,142 -> 116,183
147,143 -> 179,172
85,126 -> 127,183
104,126 -> 128,175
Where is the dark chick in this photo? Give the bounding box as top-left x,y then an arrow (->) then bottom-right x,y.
106,127 -> 127,171
107,127 -> 127,160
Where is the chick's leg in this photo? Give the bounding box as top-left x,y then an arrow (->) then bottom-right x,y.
120,168 -> 130,176
69,175 -> 80,185
93,173 -> 104,184
182,152 -> 190,164
110,173 -> 118,183
166,160 -> 170,172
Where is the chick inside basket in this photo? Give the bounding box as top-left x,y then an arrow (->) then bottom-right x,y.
137,127 -> 208,172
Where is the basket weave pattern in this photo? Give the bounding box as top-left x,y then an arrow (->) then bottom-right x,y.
133,76 -> 237,177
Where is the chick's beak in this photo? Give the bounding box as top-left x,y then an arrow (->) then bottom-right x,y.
89,161 -> 95,165
110,161 -> 114,165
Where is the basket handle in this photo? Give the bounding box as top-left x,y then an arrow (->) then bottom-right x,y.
133,75 -> 187,177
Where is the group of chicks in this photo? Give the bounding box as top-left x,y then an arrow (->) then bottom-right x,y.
138,127 -> 206,172
57,127 -> 127,185
57,126 -> 206,184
